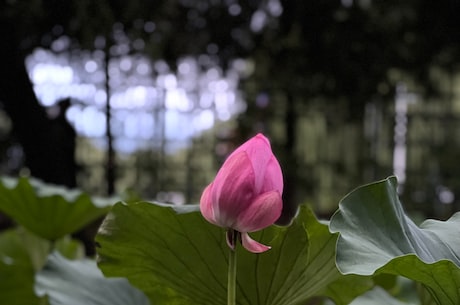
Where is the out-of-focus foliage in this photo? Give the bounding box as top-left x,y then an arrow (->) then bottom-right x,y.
2,0 -> 266,59
0,228 -> 49,305
35,253 -> 150,305
238,1 -> 460,216
0,176 -> 147,305
0,176 -> 459,304
2,0 -> 460,216
0,176 -> 112,240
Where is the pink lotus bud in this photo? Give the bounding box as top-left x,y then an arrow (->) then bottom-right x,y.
200,133 -> 283,253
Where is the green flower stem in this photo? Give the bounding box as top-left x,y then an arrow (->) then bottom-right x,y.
228,246 -> 237,305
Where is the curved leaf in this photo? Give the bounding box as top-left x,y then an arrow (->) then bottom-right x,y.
349,287 -> 416,305
0,176 -> 112,240
35,252 -> 150,305
0,229 -> 49,305
330,176 -> 460,305
96,202 -> 371,305
54,236 -> 86,260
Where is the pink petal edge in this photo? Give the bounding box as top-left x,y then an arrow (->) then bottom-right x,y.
241,232 -> 271,253
199,183 -> 220,226
228,133 -> 270,159
234,190 -> 282,232
211,150 -> 256,227
261,156 -> 284,195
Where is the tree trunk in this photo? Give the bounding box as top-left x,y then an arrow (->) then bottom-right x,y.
276,93 -> 299,225
0,19 -> 76,188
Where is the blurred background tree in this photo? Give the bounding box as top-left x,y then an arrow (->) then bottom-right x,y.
1,0 -> 460,220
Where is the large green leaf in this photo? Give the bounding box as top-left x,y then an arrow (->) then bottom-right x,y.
329,176 -> 460,305
0,176 -> 112,240
349,277 -> 427,305
96,202 -> 371,305
349,287 -> 416,305
0,229 -> 49,305
35,252 -> 150,305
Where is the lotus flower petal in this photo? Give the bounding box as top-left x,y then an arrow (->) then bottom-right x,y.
234,190 -> 282,233
199,133 -> 284,252
199,183 -> 219,225
241,232 -> 271,253
261,156 -> 283,195
210,151 -> 255,227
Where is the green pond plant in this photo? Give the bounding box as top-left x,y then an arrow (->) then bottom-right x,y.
0,134 -> 459,304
